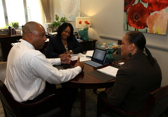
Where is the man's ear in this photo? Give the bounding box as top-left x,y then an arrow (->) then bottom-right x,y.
27,32 -> 33,41
28,32 -> 32,38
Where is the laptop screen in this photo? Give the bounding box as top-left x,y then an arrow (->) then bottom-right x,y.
92,48 -> 107,64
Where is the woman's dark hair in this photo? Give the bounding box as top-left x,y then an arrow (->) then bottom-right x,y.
57,23 -> 74,39
126,31 -> 155,66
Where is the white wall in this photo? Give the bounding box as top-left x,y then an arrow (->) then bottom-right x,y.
52,0 -> 168,86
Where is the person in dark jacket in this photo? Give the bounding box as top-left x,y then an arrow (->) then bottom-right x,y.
45,23 -> 83,58
97,31 -> 162,117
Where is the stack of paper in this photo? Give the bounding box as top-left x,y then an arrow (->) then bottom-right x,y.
70,53 -> 91,62
97,66 -> 119,77
49,32 -> 57,35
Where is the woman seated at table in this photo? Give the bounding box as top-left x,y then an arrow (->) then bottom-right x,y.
45,23 -> 83,58
97,31 -> 162,117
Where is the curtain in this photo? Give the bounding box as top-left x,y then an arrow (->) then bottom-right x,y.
41,0 -> 51,23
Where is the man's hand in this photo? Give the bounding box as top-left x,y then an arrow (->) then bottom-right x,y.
74,57 -> 84,70
61,56 -> 71,64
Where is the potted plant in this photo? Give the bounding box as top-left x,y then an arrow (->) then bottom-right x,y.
11,22 -> 19,29
51,15 -> 66,31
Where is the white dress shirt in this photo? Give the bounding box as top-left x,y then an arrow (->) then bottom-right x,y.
4,39 -> 81,102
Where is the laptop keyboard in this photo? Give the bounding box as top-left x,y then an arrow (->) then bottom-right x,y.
85,61 -> 102,68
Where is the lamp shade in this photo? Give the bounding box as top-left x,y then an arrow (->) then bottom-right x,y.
76,17 -> 91,29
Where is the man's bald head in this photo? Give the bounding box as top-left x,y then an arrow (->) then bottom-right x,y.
22,22 -> 42,36
22,21 -> 46,49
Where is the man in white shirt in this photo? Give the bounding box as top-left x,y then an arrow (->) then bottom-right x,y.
4,21 -> 84,117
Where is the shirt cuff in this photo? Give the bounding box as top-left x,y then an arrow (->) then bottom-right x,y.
75,66 -> 82,73
47,58 -> 61,65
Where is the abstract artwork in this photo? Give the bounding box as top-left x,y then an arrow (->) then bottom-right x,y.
124,0 -> 168,35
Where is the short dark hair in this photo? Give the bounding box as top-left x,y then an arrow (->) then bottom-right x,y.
57,23 -> 74,39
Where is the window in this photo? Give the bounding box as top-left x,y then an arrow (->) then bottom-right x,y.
0,0 -> 6,27
5,0 -> 26,26
0,0 -> 44,28
26,0 -> 44,24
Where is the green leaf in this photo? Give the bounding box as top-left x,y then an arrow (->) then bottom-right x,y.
55,15 -> 59,21
60,17 -> 66,22
11,22 -> 19,29
52,14 -> 67,29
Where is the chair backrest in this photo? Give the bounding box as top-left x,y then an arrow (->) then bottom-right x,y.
0,80 -> 22,117
0,80 -> 63,117
132,85 -> 168,117
103,85 -> 168,117
147,85 -> 168,117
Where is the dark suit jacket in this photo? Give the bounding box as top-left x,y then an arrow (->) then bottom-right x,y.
45,34 -> 83,58
107,52 -> 162,113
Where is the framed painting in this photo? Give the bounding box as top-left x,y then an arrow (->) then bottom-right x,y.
124,0 -> 168,35
60,0 -> 80,21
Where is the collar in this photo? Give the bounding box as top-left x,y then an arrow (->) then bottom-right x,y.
127,52 -> 146,62
20,39 -> 35,50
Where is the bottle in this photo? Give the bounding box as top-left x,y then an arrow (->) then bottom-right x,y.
8,26 -> 11,36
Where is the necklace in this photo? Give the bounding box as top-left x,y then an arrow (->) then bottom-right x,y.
62,39 -> 67,44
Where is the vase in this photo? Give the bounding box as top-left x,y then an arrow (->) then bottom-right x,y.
106,49 -> 114,63
78,28 -> 89,41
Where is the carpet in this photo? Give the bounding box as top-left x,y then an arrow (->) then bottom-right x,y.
0,62 -> 104,117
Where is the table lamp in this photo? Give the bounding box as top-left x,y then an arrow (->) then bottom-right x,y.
76,17 -> 91,41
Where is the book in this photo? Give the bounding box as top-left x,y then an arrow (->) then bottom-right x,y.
97,66 -> 119,77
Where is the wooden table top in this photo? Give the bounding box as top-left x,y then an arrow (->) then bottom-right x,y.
62,54 -> 125,89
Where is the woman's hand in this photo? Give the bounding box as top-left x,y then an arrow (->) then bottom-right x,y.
59,53 -> 70,58
66,50 -> 73,54
61,56 -> 71,64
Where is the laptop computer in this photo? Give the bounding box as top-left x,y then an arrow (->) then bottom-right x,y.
84,48 -> 107,68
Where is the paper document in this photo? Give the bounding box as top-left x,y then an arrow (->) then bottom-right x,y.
97,66 -> 119,77
119,62 -> 125,65
49,32 -> 57,35
86,50 -> 94,57
70,53 -> 91,62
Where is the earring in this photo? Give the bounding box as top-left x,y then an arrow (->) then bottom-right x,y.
128,52 -> 132,57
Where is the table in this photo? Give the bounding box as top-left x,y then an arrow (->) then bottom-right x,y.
62,54 -> 124,117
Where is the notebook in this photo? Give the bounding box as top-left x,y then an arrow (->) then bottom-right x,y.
84,48 -> 107,68
97,66 -> 119,77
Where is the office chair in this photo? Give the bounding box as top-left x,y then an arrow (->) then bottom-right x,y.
97,85 -> 168,117
0,80 -> 63,117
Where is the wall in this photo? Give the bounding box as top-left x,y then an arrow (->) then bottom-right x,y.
52,0 -> 168,86
50,0 -> 77,32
